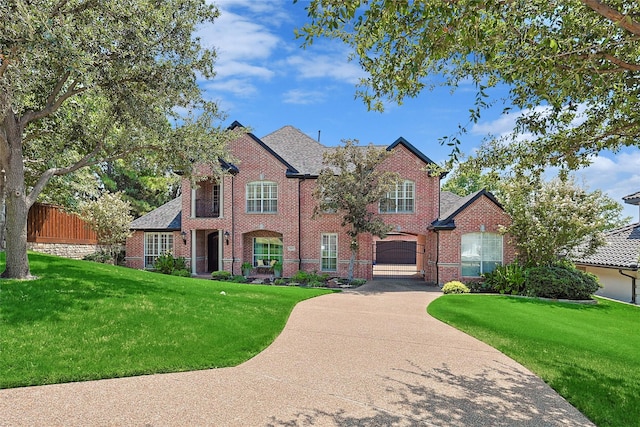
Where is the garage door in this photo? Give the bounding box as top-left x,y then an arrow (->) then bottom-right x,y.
376,241 -> 417,264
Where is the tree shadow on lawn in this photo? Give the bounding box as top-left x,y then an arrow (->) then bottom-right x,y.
267,360 -> 594,427
0,255 -> 186,325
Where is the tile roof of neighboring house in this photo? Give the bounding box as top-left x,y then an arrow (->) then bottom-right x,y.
623,191 -> 640,205
432,189 -> 503,230
261,125 -> 329,175
572,223 -> 640,269
130,197 -> 182,230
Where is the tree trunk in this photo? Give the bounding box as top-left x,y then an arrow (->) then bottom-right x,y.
348,246 -> 356,281
1,111 -> 32,279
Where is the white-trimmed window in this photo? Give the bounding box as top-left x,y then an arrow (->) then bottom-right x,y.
247,181 -> 278,213
380,180 -> 415,213
253,237 -> 283,267
321,233 -> 338,271
145,232 -> 174,268
461,232 -> 503,276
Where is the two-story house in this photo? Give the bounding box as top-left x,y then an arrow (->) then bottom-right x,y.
125,122 -> 515,283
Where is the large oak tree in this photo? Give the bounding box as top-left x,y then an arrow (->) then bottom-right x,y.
1,0 -> 236,278
297,1 -> 640,173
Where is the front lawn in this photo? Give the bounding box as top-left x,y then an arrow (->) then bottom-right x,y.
428,295 -> 640,427
0,252 -> 331,389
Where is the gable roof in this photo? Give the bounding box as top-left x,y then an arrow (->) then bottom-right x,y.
572,223 -> 640,269
261,125 -> 328,175
259,126 -> 437,177
387,137 -> 436,166
432,189 -> 503,230
229,121 -> 299,175
623,191 -> 640,206
130,197 -> 182,231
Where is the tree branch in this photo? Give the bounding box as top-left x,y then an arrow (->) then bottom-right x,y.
0,46 -> 17,80
20,74 -> 87,128
582,0 -> 640,36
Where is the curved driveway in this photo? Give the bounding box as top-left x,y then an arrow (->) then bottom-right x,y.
0,280 -> 593,426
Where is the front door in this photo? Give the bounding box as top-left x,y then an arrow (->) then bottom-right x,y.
207,231 -> 219,272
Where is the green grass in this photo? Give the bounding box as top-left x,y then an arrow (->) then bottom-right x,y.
0,252 -> 331,389
428,295 -> 640,427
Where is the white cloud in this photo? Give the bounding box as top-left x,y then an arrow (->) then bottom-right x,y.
471,103 -> 589,140
282,89 -> 327,105
284,52 -> 365,84
575,150 -> 640,221
214,61 -> 275,79
202,78 -> 258,98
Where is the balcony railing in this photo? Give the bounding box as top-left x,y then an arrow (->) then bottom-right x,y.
195,199 -> 220,218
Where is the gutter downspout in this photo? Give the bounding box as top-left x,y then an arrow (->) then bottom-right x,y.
231,174 -> 235,275
618,264 -> 638,304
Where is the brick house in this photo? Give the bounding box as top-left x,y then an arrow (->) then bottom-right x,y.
125,122 -> 515,283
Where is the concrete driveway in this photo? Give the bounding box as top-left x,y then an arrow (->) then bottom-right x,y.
0,279 -> 594,426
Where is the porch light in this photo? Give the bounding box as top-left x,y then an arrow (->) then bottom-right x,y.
180,230 -> 187,245
224,231 -> 230,245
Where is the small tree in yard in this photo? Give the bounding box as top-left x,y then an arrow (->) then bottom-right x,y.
500,176 -> 627,267
313,140 -> 399,280
80,192 -> 133,265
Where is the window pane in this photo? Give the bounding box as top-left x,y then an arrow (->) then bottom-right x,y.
461,262 -> 481,277
381,180 -> 414,213
461,232 -> 502,276
321,234 -> 337,271
253,237 -> 283,266
247,182 -> 278,213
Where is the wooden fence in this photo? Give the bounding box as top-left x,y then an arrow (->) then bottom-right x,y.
27,203 -> 98,245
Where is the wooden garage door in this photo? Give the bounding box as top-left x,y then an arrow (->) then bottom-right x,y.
376,241 -> 417,264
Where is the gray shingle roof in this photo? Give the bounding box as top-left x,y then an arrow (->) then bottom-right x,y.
573,223 -> 640,269
439,191 -> 471,222
130,197 -> 182,230
432,189 -> 502,229
261,126 -> 330,175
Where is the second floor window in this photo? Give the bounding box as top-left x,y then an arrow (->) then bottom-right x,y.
247,181 -> 278,213
380,180 -> 415,213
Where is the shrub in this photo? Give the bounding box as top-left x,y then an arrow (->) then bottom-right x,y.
466,281 -> 496,294
83,250 -> 113,264
308,280 -> 324,287
483,261 -> 526,295
153,252 -> 188,276
231,275 -> 248,283
442,281 -> 470,294
273,278 -> 287,286
291,270 -> 311,283
171,269 -> 191,277
211,271 -> 232,281
350,278 -> 366,287
525,264 -> 601,300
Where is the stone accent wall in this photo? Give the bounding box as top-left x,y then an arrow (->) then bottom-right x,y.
27,242 -> 101,260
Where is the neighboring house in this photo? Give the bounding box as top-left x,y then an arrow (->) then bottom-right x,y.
573,193 -> 640,304
125,122 -> 515,283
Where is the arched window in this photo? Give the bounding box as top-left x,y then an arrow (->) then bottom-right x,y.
461,232 -> 503,276
380,180 -> 415,213
246,181 -> 277,213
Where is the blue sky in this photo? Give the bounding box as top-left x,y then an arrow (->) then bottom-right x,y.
197,0 -> 640,221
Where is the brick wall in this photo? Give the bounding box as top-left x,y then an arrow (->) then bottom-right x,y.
126,129 -> 516,283
437,195 -> 516,284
